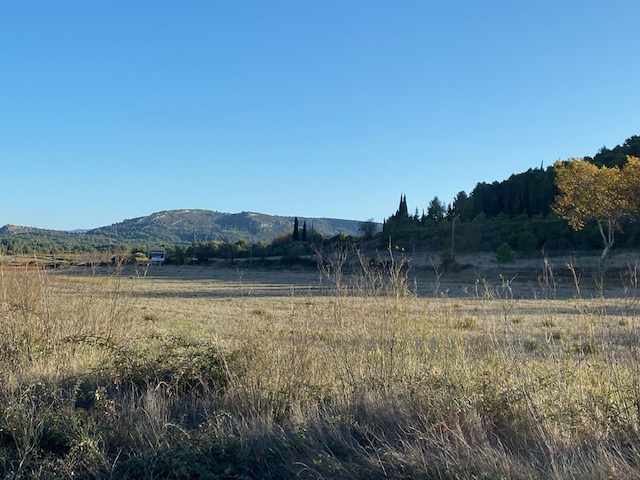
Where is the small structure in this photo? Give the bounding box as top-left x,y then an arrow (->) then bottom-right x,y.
147,247 -> 165,266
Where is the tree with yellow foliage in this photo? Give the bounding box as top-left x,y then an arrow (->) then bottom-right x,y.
553,156 -> 640,262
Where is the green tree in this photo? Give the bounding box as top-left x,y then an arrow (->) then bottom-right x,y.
591,135 -> 640,168
358,218 -> 378,239
382,194 -> 414,238
398,194 -> 409,218
301,220 -> 307,242
516,231 -> 537,254
427,196 -> 446,222
496,243 -> 514,263
293,217 -> 300,241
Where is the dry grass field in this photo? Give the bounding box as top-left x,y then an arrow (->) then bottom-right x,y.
2,253 -> 640,478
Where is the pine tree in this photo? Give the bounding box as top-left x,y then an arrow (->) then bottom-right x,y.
293,217 -> 300,241
427,196 -> 446,222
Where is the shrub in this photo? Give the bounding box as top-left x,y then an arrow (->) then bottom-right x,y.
516,231 -> 537,254
440,248 -> 453,263
496,243 -> 514,263
439,247 -> 455,271
454,316 -> 478,329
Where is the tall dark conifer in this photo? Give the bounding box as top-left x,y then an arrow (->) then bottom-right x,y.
301,220 -> 307,242
293,217 -> 300,241
399,194 -> 409,218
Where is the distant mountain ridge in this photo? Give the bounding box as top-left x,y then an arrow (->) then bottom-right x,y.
87,209 -> 365,244
1,209 -> 367,246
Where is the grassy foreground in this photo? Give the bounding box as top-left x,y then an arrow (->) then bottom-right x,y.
1,260 -> 640,479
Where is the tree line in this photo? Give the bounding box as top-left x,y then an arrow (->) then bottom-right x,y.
382,135 -> 640,258
4,134 -> 639,263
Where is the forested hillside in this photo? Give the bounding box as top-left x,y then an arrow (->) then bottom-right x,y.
457,135 -> 640,220
0,210 -> 364,255
382,134 -> 640,254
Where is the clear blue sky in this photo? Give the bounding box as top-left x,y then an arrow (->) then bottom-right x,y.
1,1 -> 638,230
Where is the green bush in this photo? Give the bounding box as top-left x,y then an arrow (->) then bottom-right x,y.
440,248 -> 453,263
516,231 -> 536,254
496,243 -> 514,263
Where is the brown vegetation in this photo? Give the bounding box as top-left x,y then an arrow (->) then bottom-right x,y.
1,254 -> 640,478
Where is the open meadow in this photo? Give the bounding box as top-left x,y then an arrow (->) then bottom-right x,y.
2,254 -> 640,478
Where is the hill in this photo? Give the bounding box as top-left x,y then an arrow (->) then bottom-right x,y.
87,209 -> 364,244
0,210 -> 367,253
381,134 -> 640,255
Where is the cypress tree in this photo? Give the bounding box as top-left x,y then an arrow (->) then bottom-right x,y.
398,194 -> 409,218
301,220 -> 307,242
293,217 -> 300,241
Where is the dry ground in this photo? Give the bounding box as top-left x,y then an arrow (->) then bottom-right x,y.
2,256 -> 640,478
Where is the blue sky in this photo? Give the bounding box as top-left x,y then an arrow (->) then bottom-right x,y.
1,1 -> 638,230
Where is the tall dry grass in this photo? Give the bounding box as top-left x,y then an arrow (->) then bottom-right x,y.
0,264 -> 141,388
1,253 -> 640,478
